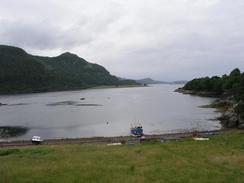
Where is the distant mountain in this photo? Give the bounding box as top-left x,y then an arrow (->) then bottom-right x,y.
136,78 -> 187,85
0,45 -> 139,94
172,80 -> 188,84
136,78 -> 168,84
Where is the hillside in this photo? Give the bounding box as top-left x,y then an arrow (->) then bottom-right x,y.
0,45 -> 139,94
136,78 -> 168,84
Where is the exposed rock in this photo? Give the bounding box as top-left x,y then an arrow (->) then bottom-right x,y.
238,123 -> 244,129
215,99 -> 227,106
238,118 -> 244,129
176,86 -> 244,130
216,98 -> 244,129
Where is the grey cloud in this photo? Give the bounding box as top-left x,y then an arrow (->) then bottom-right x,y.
0,20 -> 92,50
0,0 -> 244,80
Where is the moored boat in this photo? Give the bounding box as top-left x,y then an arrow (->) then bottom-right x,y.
31,136 -> 43,144
131,124 -> 143,136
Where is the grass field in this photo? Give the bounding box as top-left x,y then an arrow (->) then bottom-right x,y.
0,131 -> 244,183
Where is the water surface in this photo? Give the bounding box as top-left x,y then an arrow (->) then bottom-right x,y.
0,84 -> 221,140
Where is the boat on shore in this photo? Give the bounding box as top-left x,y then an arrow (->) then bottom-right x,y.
130,124 -> 143,136
31,136 -> 43,144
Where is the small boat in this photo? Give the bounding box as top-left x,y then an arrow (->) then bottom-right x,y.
131,124 -> 143,136
31,136 -> 43,144
193,137 -> 209,141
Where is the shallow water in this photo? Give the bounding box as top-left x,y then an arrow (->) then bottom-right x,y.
0,84 -> 221,140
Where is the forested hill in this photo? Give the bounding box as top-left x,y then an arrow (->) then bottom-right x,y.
179,68 -> 244,124
182,68 -> 244,97
0,45 -> 138,94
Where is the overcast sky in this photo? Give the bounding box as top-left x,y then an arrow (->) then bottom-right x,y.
0,0 -> 244,81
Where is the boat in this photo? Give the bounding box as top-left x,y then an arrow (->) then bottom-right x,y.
130,124 -> 143,136
31,136 -> 43,144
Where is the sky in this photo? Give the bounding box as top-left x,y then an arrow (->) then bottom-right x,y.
0,0 -> 244,81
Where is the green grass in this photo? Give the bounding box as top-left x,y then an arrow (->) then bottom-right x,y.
0,131 -> 244,183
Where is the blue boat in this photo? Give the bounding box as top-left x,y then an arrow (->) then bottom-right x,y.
131,124 -> 143,136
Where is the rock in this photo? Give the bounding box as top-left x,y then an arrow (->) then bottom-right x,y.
238,118 -> 244,129
215,99 -> 227,106
238,123 -> 244,129
176,89 -> 244,130
221,119 -> 228,127
221,104 -> 239,128
228,116 -> 238,128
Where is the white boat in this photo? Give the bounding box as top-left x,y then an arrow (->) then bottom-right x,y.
32,136 -> 43,144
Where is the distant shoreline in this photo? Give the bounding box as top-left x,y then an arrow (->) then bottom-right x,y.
0,129 -> 222,148
88,84 -> 147,89
0,84 -> 144,96
0,83 -> 185,96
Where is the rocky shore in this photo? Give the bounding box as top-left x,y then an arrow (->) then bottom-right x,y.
175,88 -> 244,129
216,97 -> 244,129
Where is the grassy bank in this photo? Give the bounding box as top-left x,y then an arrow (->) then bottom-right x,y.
0,131 -> 244,183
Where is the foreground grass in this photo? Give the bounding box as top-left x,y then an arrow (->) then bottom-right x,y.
0,131 -> 244,183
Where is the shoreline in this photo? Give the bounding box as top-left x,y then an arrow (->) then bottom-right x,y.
175,88 -> 244,129
0,84 -> 144,96
0,130 -> 221,148
87,84 -> 146,90
174,88 -> 221,97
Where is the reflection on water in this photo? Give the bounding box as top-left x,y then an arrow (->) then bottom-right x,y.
0,84 -> 221,140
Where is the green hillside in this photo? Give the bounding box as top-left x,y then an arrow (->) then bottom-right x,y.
0,45 -> 139,94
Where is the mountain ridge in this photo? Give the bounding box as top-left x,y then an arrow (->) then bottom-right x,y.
0,45 -> 139,94
136,78 -> 187,85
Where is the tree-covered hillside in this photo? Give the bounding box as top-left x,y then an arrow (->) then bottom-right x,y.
182,68 -> 244,121
183,68 -> 244,96
0,45 -> 139,94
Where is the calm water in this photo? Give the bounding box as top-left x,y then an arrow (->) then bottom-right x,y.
0,84 -> 221,140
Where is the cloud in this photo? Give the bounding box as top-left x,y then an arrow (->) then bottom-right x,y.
0,20 -> 91,50
0,0 -> 244,80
